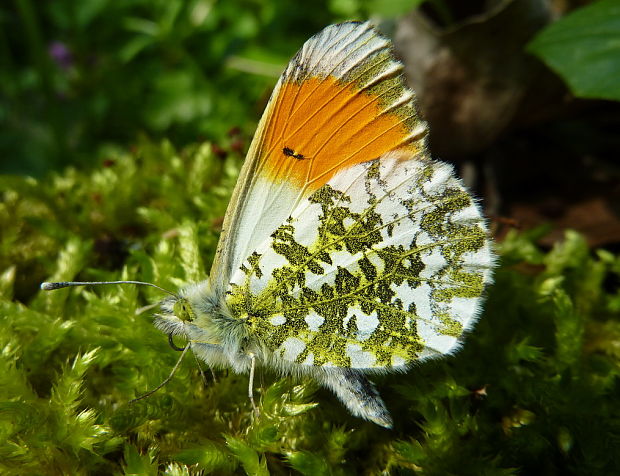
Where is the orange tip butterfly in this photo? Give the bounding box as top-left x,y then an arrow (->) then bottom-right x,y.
42,21 -> 495,428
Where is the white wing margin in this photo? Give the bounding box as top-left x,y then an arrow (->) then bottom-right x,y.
284,22 -> 387,82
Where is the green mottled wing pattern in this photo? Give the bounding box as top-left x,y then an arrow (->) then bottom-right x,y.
226,151 -> 494,369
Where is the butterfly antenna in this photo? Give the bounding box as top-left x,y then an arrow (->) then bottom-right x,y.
136,302 -> 160,315
40,280 -> 178,297
129,345 -> 190,403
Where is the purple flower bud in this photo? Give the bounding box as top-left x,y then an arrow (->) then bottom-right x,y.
48,41 -> 73,70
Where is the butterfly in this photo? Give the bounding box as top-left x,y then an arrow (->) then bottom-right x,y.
43,21 -> 495,428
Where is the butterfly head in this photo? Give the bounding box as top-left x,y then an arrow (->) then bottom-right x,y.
154,282 -> 213,338
155,280 -> 245,348
172,297 -> 196,323
155,281 -> 255,372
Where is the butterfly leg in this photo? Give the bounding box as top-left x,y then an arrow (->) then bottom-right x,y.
248,352 -> 260,418
320,369 -> 393,428
129,345 -> 190,403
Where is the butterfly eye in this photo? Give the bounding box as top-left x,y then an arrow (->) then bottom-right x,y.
173,299 -> 195,322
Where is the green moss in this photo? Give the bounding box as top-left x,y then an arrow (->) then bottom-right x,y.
1,142 -> 620,475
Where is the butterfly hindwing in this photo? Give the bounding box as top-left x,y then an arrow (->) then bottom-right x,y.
226,151 -> 494,369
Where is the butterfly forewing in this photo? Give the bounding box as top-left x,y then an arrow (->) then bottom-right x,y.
226,151 -> 494,369
210,22 -> 428,288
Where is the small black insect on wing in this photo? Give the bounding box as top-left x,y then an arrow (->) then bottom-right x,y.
283,147 -> 305,160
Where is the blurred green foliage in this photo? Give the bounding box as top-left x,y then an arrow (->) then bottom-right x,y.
0,0 -> 424,176
1,140 -> 620,474
2,0 -> 328,175
3,0 -> 617,176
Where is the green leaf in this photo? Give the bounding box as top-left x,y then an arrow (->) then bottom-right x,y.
287,450 -> 331,476
161,463 -> 191,476
507,338 -> 544,364
0,266 -> 16,300
123,444 -> 159,476
175,442 -> 237,472
527,0 -> 620,101
393,439 -> 425,465
118,35 -> 154,63
366,0 -> 424,17
225,436 -> 269,476
538,276 -> 583,369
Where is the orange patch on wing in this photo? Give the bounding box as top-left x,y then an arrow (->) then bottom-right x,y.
260,76 -> 420,193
